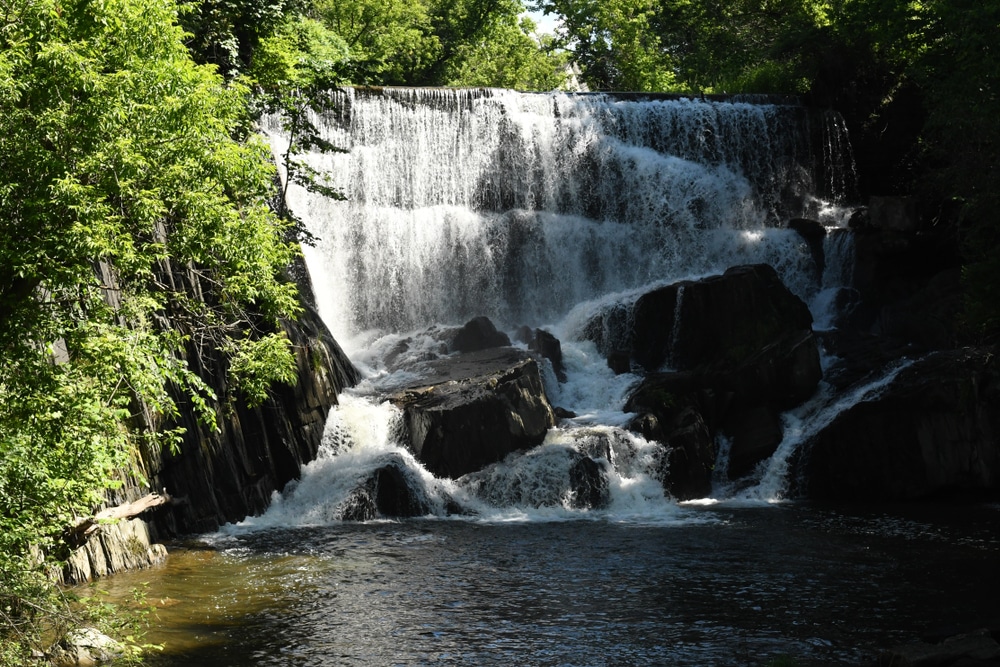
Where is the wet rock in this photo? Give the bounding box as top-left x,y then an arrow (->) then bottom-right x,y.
460,446 -> 609,509
450,315 -> 511,353
391,348 -> 557,479
724,405 -> 784,480
607,349 -> 631,375
788,218 -> 827,278
625,379 -> 716,499
585,264 -> 821,408
529,328 -> 567,382
804,347 -> 1000,501
568,455 -> 610,509
143,297 -> 361,537
338,456 -> 431,521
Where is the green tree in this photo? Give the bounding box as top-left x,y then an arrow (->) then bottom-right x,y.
312,0 -> 440,85
535,0 -> 676,90
0,0 -> 302,658
445,15 -> 569,89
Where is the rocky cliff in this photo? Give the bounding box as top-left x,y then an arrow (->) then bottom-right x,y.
64,257 -> 359,583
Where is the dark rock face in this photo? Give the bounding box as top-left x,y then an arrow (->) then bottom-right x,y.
450,315 -> 511,353
848,223 -> 962,350
529,328 -> 567,382
138,302 -> 360,536
788,218 -> 827,279
391,347 -> 557,479
625,377 -> 716,499
629,264 -> 816,375
104,252 -> 362,539
804,348 -> 1000,501
567,455 -> 610,509
601,265 -> 822,491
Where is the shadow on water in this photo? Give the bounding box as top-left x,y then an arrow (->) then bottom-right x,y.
100,502 -> 999,666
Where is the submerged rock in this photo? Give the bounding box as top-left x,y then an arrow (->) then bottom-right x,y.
390,347 -> 557,479
460,446 -> 610,510
804,347 -> 1000,501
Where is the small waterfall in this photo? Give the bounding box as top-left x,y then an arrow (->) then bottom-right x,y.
246,87 -> 868,526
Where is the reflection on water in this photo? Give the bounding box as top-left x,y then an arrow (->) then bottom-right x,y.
100,503 -> 999,666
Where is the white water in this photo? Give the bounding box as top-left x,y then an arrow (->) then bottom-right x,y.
241,88 -> 885,530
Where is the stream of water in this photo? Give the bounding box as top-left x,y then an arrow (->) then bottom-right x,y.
107,90 -> 998,665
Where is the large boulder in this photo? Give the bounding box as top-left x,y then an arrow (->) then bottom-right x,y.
597,265 -> 822,483
390,347 -> 557,479
803,347 -> 1000,501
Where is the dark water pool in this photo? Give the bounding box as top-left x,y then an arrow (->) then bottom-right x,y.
99,502 -> 999,666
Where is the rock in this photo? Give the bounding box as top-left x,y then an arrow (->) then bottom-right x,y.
804,348 -> 1000,501
632,264 -> 815,373
724,405 -> 784,480
49,628 -> 124,667
529,328 -> 567,382
338,456 -> 431,521
848,226 -> 961,346
568,455 -> 610,509
607,349 -> 631,375
660,406 -> 716,500
624,379 -> 717,500
460,446 -> 609,509
450,315 -> 511,353
141,296 -> 360,537
391,348 -> 557,479
788,218 -> 827,279
63,518 -> 167,585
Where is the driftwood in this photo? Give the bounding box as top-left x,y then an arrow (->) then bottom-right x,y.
64,492 -> 170,549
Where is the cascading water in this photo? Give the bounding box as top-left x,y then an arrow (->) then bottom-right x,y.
255,87 -> 871,526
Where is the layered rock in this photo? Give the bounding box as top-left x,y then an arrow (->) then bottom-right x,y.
804,347 -> 1000,501
390,346 -> 557,479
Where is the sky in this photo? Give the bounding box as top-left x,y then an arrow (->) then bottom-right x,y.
525,9 -> 562,35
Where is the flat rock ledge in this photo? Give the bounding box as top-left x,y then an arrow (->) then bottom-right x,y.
389,347 -> 557,479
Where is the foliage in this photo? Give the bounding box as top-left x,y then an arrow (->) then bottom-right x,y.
536,0 -> 675,91
0,0 -> 301,657
309,0 -> 568,88
444,15 -> 569,90
312,0 -> 439,85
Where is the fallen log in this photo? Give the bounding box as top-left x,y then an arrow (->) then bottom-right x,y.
64,492 -> 170,549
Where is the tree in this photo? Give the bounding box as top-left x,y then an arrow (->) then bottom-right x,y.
535,0 -> 676,91
444,15 -> 569,89
0,0 -> 302,658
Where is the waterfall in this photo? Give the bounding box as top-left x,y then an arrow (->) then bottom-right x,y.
247,87 -> 869,525
266,88 -> 855,349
